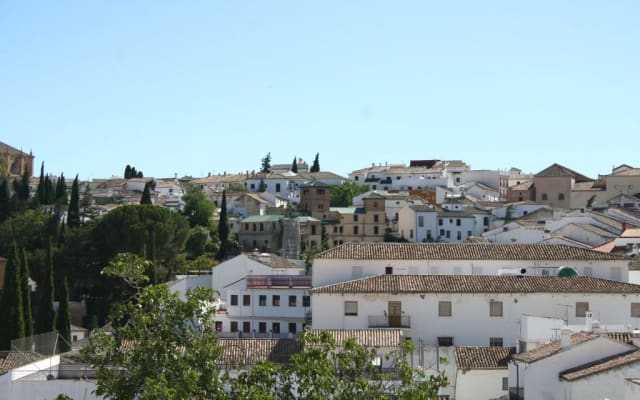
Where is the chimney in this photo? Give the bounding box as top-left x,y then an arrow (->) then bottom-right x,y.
622,222 -> 628,232
585,311 -> 593,333
560,327 -> 572,349
632,329 -> 640,348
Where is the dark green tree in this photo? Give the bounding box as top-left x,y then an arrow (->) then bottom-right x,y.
35,239 -> 55,335
13,169 -> 31,211
330,182 -> 369,207
258,178 -> 267,192
55,277 -> 72,353
36,162 -> 45,204
67,175 -> 80,228
124,165 -> 131,179
186,226 -> 210,259
79,185 -> 99,222
321,225 -> 329,251
55,173 -> 67,205
0,176 -> 11,223
21,249 -> 33,338
0,243 -> 25,350
44,175 -> 55,205
310,153 -> 320,173
182,184 -> 214,228
291,157 -> 298,173
140,182 -> 152,205
260,152 -> 272,173
217,190 -> 230,260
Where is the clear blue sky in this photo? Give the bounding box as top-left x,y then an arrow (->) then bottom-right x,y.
1,1 -> 638,180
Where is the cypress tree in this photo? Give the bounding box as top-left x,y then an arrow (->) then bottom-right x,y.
67,175 -> 80,228
260,152 -> 272,173
217,190 -> 229,260
21,249 -> 33,338
310,153 -> 320,173
140,182 -> 152,204
0,243 -> 25,350
291,157 -> 298,173
0,176 -> 10,223
35,239 -> 55,335
124,165 -> 132,179
56,173 -> 67,205
44,175 -> 54,205
56,277 -> 71,353
37,162 -> 45,204
258,178 -> 266,192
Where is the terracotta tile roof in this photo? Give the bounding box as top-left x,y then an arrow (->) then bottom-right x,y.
560,350 -> 640,381
592,240 -> 616,253
455,346 -> 515,369
513,332 -> 597,363
308,329 -> 403,348
314,242 -> 626,261
535,163 -> 592,182
311,275 -> 640,295
0,352 -> 45,375
219,338 -> 302,366
622,228 -> 640,238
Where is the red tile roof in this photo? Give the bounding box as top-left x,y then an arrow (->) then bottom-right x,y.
560,350 -> 640,381
455,346 -> 516,369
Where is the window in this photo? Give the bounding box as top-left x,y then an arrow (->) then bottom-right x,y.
303,295 -> 310,307
418,216 -> 424,227
230,321 -> 238,332
272,322 -> 280,333
215,321 -> 223,331
456,219 -> 461,226
230,295 -> 238,306
344,301 -> 358,316
273,295 -> 280,307
490,300 -> 503,317
541,193 -> 548,201
339,226 -> 343,233
259,295 -> 267,306
457,231 -> 461,240
289,295 -> 297,307
244,223 -> 249,230
438,337 -> 454,347
502,377 -> 508,391
439,301 -> 452,317
243,321 -> 251,333
333,226 -> 338,233
558,193 -> 565,200
250,183 -> 255,190
385,266 -> 393,274
439,229 -> 445,236
483,217 -> 489,226
467,230 -> 472,238
258,322 -> 267,333
410,229 -> 414,239
353,226 -> 359,235
438,218 -> 443,226
576,302 -> 589,317
260,223 -> 264,232
374,226 -> 379,235
427,230 -> 432,240
490,337 -> 503,347
632,303 -> 640,317
446,230 -> 450,239
275,183 -> 281,192
354,214 -> 359,222
316,189 -> 325,195
288,323 -> 297,334
311,225 -> 316,235
243,295 -> 251,306
374,214 -> 379,223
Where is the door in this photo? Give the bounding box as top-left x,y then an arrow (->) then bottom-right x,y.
388,301 -> 402,327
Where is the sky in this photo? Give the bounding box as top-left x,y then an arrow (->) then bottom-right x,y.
1,1 -> 638,181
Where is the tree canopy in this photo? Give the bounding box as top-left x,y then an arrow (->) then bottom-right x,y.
182,185 -> 214,228
330,182 -> 370,207
310,153 -> 320,173
260,152 -> 272,174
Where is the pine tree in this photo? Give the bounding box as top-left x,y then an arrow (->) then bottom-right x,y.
217,190 -> 229,260
140,182 -> 152,204
56,173 -> 67,205
36,162 -> 45,204
0,243 -> 25,350
260,152 -> 272,173
310,153 -> 320,173
21,249 -> 33,338
56,277 -> 71,353
67,175 -> 80,228
35,239 -> 56,335
258,178 -> 266,192
124,165 -> 132,179
291,157 -> 298,173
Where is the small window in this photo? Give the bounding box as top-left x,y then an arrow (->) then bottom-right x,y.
490,337 -> 503,347
303,295 -> 310,307
289,295 -> 297,307
410,229 -> 414,239
483,217 -> 489,226
457,231 -> 461,240
558,193 -> 565,200
438,218 -> 443,226
243,321 -> 251,333
243,295 -> 251,306
353,214 -> 359,222
275,183 -> 281,192
632,303 -> 640,317
258,322 -> 267,333
311,225 -> 316,235
446,230 -> 451,239
385,266 -> 393,275
439,301 -> 452,317
502,377 -> 508,391
374,214 -> 379,223
260,223 -> 264,232
230,321 -> 238,332
272,322 -> 280,333
418,216 -> 424,227
288,323 -> 297,334
316,189 -> 325,195
456,219 -> 461,226
576,302 -> 589,317
353,226 -> 359,235
541,193 -> 548,201
344,301 -> 358,316
273,295 -> 280,307
230,295 -> 238,306
490,300 -> 503,317
467,230 -> 472,237
259,295 -> 267,306
374,226 -> 379,235
438,337 -> 454,346
333,226 -> 338,233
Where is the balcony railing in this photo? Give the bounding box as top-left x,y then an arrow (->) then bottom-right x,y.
246,275 -> 312,288
368,315 -> 411,328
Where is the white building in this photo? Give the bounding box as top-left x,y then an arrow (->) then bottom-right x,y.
454,346 -> 514,400
310,274 -> 640,347
311,242 -> 630,287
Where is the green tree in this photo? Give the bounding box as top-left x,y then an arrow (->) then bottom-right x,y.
67,175 -> 80,228
55,173 -> 67,205
56,277 -> 71,353
35,239 -> 56,335
124,165 -> 132,179
291,157 -> 298,173
0,243 -> 25,349
36,162 -> 45,204
321,225 -> 329,251
21,249 -> 33,338
186,226 -> 210,259
0,176 -> 12,223
83,283 -> 227,400
310,153 -> 320,173
0,209 -> 49,256
44,174 -> 55,205
140,182 -> 152,205
182,184 -> 214,228
79,185 -> 99,222
217,190 -> 230,260
261,152 -> 272,173
258,178 -> 267,192
330,182 -> 370,207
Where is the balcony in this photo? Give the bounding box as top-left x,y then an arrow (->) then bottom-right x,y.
246,275 -> 312,288
368,315 -> 411,328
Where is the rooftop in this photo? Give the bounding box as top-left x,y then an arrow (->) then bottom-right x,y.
308,329 -> 403,348
560,350 -> 640,381
455,346 -> 515,369
219,338 -> 302,367
535,163 -> 593,182
513,332 -> 596,363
